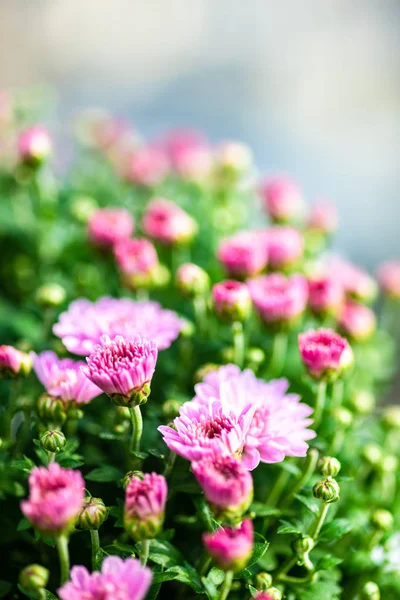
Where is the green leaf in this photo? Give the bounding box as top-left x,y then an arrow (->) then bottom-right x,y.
86,466 -> 123,482
193,496 -> 219,531
94,547 -> 109,570
146,539 -> 184,569
316,555 -> 343,571
294,494 -> 319,515
319,519 -> 352,542
277,519 -> 305,536
234,542 -> 270,579
17,517 -> 31,532
167,564 -> 203,593
0,582 -> 11,598
249,502 -> 281,518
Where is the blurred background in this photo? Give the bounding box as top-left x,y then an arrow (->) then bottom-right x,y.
1,0 -> 399,269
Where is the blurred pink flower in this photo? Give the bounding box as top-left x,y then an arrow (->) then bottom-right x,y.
18,125 -> 52,166
338,300 -> 376,342
308,276 -> 344,317
377,261 -> 400,300
0,345 -> 32,379
114,238 -> 158,276
217,231 -> 268,278
298,328 -> 353,380
260,226 -> 303,270
124,472 -> 167,540
176,263 -> 210,297
53,297 -> 182,355
325,256 -> 377,303
142,198 -> 197,246
21,463 -> 84,535
157,128 -> 212,180
248,273 -> 308,326
309,201 -> 338,234
214,141 -> 253,175
259,176 -> 304,223
32,351 -> 102,405
58,556 -> 152,600
203,519 -> 253,571
87,208 -> 134,248
124,145 -> 169,186
212,280 -> 252,322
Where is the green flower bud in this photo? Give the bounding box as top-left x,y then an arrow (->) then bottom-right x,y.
363,444 -> 383,467
349,390 -> 375,415
162,399 -> 182,420
35,283 -> 66,308
152,264 -> 170,289
37,394 -> 67,425
221,347 -> 235,363
180,318 -> 195,338
254,572 -> 273,591
380,455 -> 398,473
382,405 -> 400,429
19,564 -> 49,593
194,363 -> 219,383
40,429 -> 66,453
70,195 -> 98,223
313,477 -> 340,503
333,407 -> 353,428
78,497 -> 108,530
121,471 -> 144,490
359,581 -> 380,600
371,509 -> 393,532
111,383 -> 151,408
246,347 -> 265,367
263,588 -> 282,600
318,456 -> 341,478
292,536 -> 314,555
176,263 -> 210,298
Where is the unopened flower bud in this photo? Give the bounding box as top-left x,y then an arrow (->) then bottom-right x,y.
318,456 -> 341,478
19,564 -> 49,593
293,536 -> 314,555
180,318 -> 195,338
36,283 -> 66,308
78,497 -> 108,530
40,430 -> 66,454
124,473 -> 167,541
121,470 -> 144,490
152,263 -> 170,288
254,572 -> 273,591
162,399 -> 183,420
18,126 -> 52,167
349,390 -> 375,415
359,581 -> 380,600
313,477 -> 340,503
0,345 -> 32,380
382,405 -> 400,429
37,394 -> 67,425
363,444 -> 383,467
203,519 -> 253,572
371,509 -> 393,532
333,407 -> 353,428
298,329 -> 353,382
194,363 -> 219,383
255,588 -> 282,600
176,263 -> 210,298
70,195 -> 98,223
212,280 -> 252,323
246,347 -> 265,367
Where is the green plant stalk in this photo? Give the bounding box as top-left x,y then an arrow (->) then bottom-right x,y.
281,448 -> 319,509
56,534 -> 70,585
232,321 -> 245,368
90,529 -> 100,571
163,450 -> 177,479
130,406 -> 143,455
310,502 -> 330,540
193,295 -> 207,336
140,539 -> 150,566
313,380 -> 327,429
268,331 -> 288,377
48,451 -> 56,464
331,379 -> 344,410
219,570 -> 233,600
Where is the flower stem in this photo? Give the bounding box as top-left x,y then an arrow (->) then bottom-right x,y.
193,296 -> 207,336
90,529 -> 100,571
163,451 -> 176,479
130,406 -> 143,455
268,331 -> 288,378
219,570 -> 233,600
310,502 -> 330,540
281,448 -> 319,509
313,380 -> 327,429
331,379 -> 344,410
140,539 -> 150,566
56,534 -> 70,585
232,321 -> 245,368
48,452 -> 56,464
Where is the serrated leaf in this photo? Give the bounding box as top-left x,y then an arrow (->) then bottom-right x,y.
94,547 -> 108,570
294,494 -> 319,515
86,466 -> 123,482
145,539 -> 184,569
131,450 -> 148,460
319,519 -> 352,542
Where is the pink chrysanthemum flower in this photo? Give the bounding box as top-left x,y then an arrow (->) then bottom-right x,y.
308,276 -> 344,317
192,455 -> 253,519
254,593 -> 275,600
248,273 -> 308,327
212,280 -> 252,323
377,261 -> 400,300
203,519 -> 254,571
87,208 -> 134,248
158,396 -> 256,465
114,237 -> 158,279
217,231 -> 268,279
0,345 -> 32,379
214,141 -> 253,175
157,128 -> 212,180
58,556 -> 152,600
124,145 -> 169,186
124,472 -> 167,540
194,365 -> 315,469
32,351 -> 102,405
325,255 -> 377,303
18,125 -> 52,166
53,297 -> 182,355
309,201 -> 338,234
142,198 -> 197,246
21,463 -> 85,535
259,176 -> 305,223
83,335 -> 158,406
260,226 -> 304,270
298,328 -> 354,381
338,300 -> 376,342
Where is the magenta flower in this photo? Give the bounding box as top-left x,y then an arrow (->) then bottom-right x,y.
217,231 -> 268,278
259,176 -> 304,223
58,556 -> 152,600
87,208 -> 134,248
18,125 -> 52,166
203,519 -> 254,571
124,473 -> 167,540
254,593 -> 275,600
212,280 -> 252,323
261,226 -> 304,270
142,198 -> 197,246
83,335 -> 158,406
339,301 -> 376,342
0,345 -> 32,379
21,463 -> 84,536
308,276 -> 344,317
124,145 -> 169,186
114,238 -> 159,285
309,201 -> 338,234
53,297 -> 182,354
377,261 -> 400,300
248,273 -> 308,327
32,351 -> 102,405
158,129 -> 212,180
192,455 -> 253,519
299,328 -> 354,381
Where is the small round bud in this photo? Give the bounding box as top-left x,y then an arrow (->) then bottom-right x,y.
176,263 -> 210,298
318,456 -> 341,478
333,407 -> 353,428
221,347 -> 235,363
18,126 -> 52,167
19,564 -> 49,593
152,263 -> 170,288
40,430 -> 66,453
121,470 -> 144,490
35,283 -> 66,308
246,347 -> 265,367
37,394 -> 67,425
254,572 -> 273,591
380,455 -> 398,473
194,363 -> 219,383
180,318 -> 195,338
359,581 -> 380,600
363,444 -> 383,467
349,389 -> 375,415
292,536 -> 314,555
313,477 -> 340,503
371,509 -> 393,532
0,345 -> 32,380
70,195 -> 98,223
162,399 -> 182,420
212,280 -> 252,323
77,497 -> 108,530
382,405 -> 400,429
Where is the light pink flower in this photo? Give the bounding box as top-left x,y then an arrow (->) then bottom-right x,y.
124,473 -> 167,540
260,226 -> 304,270
87,208 -> 134,248
53,297 -> 182,355
308,276 -> 344,316
114,237 -> 158,276
157,129 -> 212,180
214,141 -> 252,175
18,125 -> 52,165
309,201 -> 338,234
192,455 -> 253,517
377,261 -> 400,299
21,463 -> 85,535
142,198 -> 197,245
203,519 -> 254,571
298,328 -> 354,380
338,301 -> 376,342
58,556 -> 152,600
212,280 -> 251,322
176,263 -> 210,297
217,231 -> 268,278
124,145 -> 169,186
325,256 -> 377,303
0,345 -> 32,378
248,273 -> 308,326
194,365 -> 315,469
32,351 -> 102,405
259,176 -> 304,223
83,335 -> 157,405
